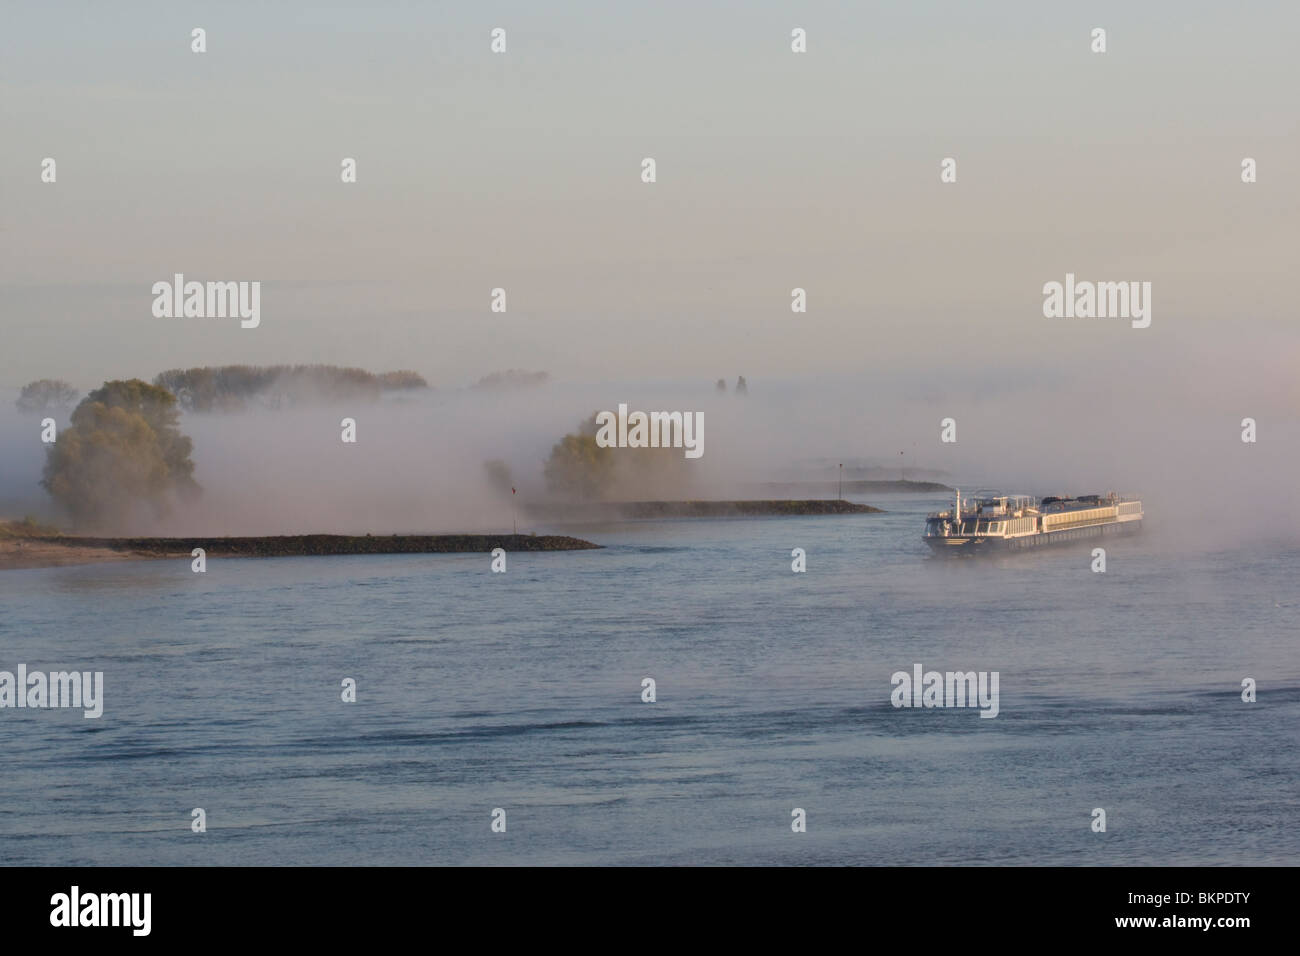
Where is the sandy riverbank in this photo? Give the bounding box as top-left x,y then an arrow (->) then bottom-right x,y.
0,538 -> 183,570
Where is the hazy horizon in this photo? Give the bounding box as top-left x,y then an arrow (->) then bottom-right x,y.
3,1 -> 1297,539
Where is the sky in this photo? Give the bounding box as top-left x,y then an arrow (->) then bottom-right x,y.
1,1 -> 1298,532
3,0 -> 1297,387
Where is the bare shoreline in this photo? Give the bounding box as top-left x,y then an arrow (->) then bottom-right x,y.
0,533 -> 600,571
0,538 -> 180,570
0,499 -> 880,570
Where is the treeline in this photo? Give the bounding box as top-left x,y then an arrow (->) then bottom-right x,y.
472,369 -> 549,390
14,379 -> 78,413
152,364 -> 429,411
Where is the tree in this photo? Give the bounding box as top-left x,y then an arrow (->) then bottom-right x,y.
15,379 -> 78,414
544,415 -> 616,499
543,412 -> 695,501
735,375 -> 748,396
715,378 -> 727,393
41,379 -> 200,528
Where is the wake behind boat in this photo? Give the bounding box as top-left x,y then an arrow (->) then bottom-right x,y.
923,490 -> 1142,555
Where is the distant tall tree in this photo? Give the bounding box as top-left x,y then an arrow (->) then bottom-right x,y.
15,379 -> 78,414
715,378 -> 727,393
735,376 -> 748,396
41,379 -> 199,528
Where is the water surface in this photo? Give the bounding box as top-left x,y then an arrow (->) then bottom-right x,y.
2,493 -> 1296,865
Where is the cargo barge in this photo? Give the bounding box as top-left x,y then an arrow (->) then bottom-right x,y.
923,491 -> 1142,555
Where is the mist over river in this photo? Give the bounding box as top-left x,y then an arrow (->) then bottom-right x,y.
1,493 -> 1296,865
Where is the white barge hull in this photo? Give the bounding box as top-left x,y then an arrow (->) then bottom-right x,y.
925,517 -> 1142,555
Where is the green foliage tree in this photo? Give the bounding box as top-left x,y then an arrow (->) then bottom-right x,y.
544,415 -> 616,499
543,412 -> 694,501
41,379 -> 200,528
15,379 -> 79,414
